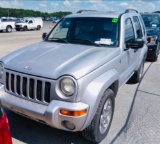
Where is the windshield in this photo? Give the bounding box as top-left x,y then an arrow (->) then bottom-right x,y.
141,15 -> 160,28
47,17 -> 119,47
25,20 -> 29,23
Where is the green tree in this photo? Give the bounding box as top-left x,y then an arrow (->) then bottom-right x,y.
0,7 -> 72,18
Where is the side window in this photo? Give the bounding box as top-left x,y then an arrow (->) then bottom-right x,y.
29,20 -> 33,24
125,18 -> 135,43
132,16 -> 143,38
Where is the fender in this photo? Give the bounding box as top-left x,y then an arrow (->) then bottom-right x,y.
80,69 -> 119,130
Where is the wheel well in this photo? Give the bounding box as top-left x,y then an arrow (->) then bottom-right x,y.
7,25 -> 12,28
108,80 -> 119,97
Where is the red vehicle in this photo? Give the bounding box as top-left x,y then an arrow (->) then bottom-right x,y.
0,102 -> 12,144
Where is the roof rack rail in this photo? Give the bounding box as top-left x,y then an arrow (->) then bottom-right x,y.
125,9 -> 138,13
77,10 -> 98,13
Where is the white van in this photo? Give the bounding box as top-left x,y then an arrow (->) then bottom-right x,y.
15,18 -> 43,31
0,18 -> 15,32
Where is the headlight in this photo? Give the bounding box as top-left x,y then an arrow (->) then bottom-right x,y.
60,78 -> 76,96
0,63 -> 4,79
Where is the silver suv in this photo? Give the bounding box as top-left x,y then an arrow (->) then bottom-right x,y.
0,9 -> 147,143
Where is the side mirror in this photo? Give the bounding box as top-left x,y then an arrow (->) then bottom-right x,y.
128,38 -> 144,49
42,33 -> 47,40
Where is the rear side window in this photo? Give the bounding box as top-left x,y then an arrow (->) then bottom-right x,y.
125,18 -> 135,43
139,16 -> 146,35
132,16 -> 143,38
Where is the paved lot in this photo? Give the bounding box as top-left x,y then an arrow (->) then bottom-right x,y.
0,22 -> 160,144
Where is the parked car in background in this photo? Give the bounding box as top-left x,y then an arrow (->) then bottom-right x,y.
141,13 -> 160,61
52,18 -> 60,23
0,9 -> 147,143
0,102 -> 12,144
15,18 -> 43,31
44,17 -> 50,21
0,18 -> 15,32
52,17 -> 60,23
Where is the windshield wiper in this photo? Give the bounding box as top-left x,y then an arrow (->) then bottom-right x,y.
69,38 -> 101,47
48,38 -> 68,43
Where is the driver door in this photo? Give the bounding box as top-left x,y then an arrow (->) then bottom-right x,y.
119,17 -> 136,85
128,16 -> 143,69
28,20 -> 34,29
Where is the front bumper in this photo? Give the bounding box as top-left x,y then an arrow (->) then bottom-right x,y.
0,84 -> 89,132
15,26 -> 23,30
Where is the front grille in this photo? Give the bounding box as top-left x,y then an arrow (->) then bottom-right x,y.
15,25 -> 21,28
5,71 -> 52,105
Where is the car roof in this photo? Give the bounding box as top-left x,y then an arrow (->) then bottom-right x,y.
65,11 -> 125,18
65,9 -> 140,19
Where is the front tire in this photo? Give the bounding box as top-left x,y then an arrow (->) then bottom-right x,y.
82,89 -> 115,143
23,26 -> 28,31
6,26 -> 12,33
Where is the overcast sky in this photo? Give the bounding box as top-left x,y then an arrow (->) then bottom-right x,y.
0,0 -> 159,13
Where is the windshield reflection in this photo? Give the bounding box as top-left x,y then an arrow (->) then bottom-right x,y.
47,17 -> 119,47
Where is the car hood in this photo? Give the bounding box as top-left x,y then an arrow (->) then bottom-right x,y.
1,41 -> 120,79
146,27 -> 159,36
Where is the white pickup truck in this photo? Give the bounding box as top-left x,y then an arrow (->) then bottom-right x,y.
0,19 -> 15,32
15,18 -> 43,31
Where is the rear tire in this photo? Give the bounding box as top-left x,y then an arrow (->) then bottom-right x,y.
150,42 -> 159,62
128,60 -> 144,84
37,25 -> 41,30
82,89 -> 115,143
6,26 -> 12,33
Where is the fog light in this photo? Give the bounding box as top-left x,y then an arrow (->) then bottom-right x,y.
62,120 -> 75,130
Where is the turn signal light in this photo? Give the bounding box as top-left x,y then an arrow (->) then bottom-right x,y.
60,109 -> 87,116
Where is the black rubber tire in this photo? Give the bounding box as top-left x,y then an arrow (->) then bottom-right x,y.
23,26 -> 28,31
150,42 -> 159,62
0,30 -> 3,33
6,26 -> 12,33
37,25 -> 41,30
128,60 -> 144,84
81,89 -> 115,143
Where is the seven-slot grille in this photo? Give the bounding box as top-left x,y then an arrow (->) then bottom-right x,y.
5,71 -> 52,105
